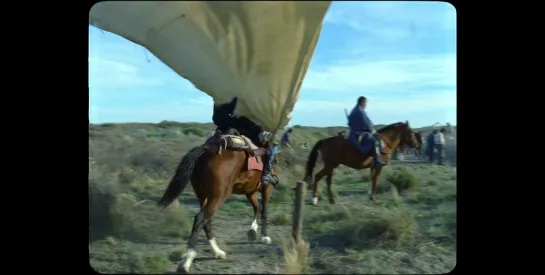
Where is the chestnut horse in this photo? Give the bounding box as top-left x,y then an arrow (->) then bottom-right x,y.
304,122 -> 418,205
397,131 -> 423,157
158,132 -> 277,274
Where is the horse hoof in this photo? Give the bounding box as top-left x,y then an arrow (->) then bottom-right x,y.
261,236 -> 272,244
247,229 -> 257,242
328,199 -> 336,204
215,250 -> 227,259
176,264 -> 190,274
312,197 -> 318,206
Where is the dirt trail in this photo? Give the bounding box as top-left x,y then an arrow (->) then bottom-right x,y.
165,157 -> 428,274
166,195 -> 293,274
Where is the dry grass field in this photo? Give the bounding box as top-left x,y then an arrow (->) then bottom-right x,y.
89,122 -> 456,274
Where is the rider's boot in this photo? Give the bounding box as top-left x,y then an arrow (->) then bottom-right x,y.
373,135 -> 389,167
260,145 -> 279,186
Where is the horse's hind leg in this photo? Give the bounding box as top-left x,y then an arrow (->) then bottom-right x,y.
179,198 -> 226,273
178,211 -> 206,274
246,193 -> 260,242
193,197 -> 227,260
368,167 -> 383,202
311,168 -> 328,206
203,217 -> 227,259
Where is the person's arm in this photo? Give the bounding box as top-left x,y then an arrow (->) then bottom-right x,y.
360,110 -> 375,133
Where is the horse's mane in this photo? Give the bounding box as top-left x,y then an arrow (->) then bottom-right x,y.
377,122 -> 406,133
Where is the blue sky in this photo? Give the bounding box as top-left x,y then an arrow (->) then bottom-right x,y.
89,1 -> 456,128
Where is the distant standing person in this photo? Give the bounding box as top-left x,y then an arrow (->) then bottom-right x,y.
433,128 -> 447,165
426,130 -> 437,162
281,128 -> 293,148
416,131 -> 424,157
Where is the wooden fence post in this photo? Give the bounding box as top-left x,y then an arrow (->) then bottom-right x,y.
292,180 -> 306,243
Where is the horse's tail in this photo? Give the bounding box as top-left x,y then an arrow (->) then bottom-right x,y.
305,139 -> 324,182
158,146 -> 208,209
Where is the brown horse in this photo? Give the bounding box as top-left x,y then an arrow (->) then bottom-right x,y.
157,133 -> 277,273
304,122 -> 419,205
398,131 -> 423,157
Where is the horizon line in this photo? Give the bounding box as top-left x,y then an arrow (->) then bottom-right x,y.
89,120 -> 457,128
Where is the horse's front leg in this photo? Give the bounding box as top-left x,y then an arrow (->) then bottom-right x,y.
311,168 -> 328,206
326,170 -> 335,204
369,167 -> 383,202
259,184 -> 274,244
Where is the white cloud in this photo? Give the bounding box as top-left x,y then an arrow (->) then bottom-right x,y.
90,99 -> 213,123
89,27 -> 185,89
89,57 -> 166,88
325,2 -> 456,39
295,90 -> 455,115
301,55 -> 456,94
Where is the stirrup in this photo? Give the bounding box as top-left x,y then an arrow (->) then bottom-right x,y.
261,173 -> 279,186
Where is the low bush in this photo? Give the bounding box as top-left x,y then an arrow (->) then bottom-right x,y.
182,127 -> 205,137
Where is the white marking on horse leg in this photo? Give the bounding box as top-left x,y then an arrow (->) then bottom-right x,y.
261,236 -> 272,244
247,219 -> 258,242
181,248 -> 197,273
208,238 -> 227,259
251,219 -> 258,232
312,197 -> 319,205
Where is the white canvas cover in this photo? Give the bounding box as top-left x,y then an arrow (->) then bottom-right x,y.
89,1 -> 331,132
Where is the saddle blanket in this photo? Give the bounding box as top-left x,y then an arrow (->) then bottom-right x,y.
248,156 -> 264,171
219,134 -> 261,151
218,134 -> 266,171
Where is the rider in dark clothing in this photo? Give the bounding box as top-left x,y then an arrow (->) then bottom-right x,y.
212,97 -> 279,185
347,96 -> 387,165
348,97 -> 374,134
281,128 -> 293,147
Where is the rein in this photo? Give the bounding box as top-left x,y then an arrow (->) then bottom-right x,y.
375,132 -> 393,149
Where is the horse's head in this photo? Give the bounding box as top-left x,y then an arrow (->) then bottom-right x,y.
379,121 -> 419,149
400,121 -> 419,149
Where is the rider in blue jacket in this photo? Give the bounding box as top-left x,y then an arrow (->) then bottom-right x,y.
347,96 -> 387,164
348,96 -> 374,134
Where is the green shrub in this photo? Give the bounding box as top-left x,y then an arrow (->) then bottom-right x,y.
272,212 -> 291,225
182,127 -> 205,137
332,204 -> 418,249
90,239 -> 171,273
128,148 -> 170,174
158,120 -> 182,129
118,167 -> 137,185
109,193 -> 190,241
100,123 -> 117,128
89,170 -> 120,242
386,168 -> 419,193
